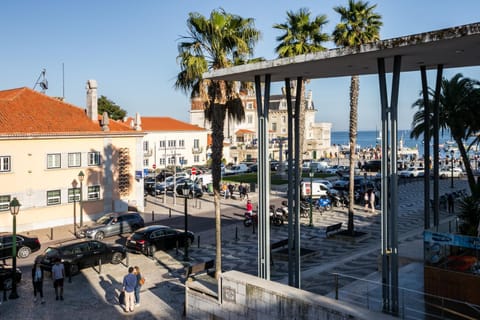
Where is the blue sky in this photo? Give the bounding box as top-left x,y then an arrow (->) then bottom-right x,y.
1,1 -> 479,131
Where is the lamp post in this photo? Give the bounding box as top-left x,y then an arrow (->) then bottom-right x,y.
78,171 -> 85,226
309,167 -> 314,227
182,181 -> 190,261
72,179 -> 78,236
450,150 -> 455,188
9,197 -> 20,299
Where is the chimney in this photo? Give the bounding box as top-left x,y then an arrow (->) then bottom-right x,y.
86,80 -> 98,122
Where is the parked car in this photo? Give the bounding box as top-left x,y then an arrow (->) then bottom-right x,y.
0,233 -> 41,259
300,181 -> 330,199
333,176 -> 375,192
38,239 -> 126,276
166,176 -> 187,192
324,165 -> 340,175
126,225 -> 195,256
399,167 -> 424,178
0,264 -> 22,290
314,179 -> 334,190
362,160 -> 382,172
307,161 -> 330,173
76,212 -> 145,240
438,167 -> 464,179
224,164 -> 249,175
144,177 -> 156,195
175,179 -> 204,198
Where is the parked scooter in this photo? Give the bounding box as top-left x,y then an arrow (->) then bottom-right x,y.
315,196 -> 332,212
243,211 -> 257,227
243,206 -> 283,227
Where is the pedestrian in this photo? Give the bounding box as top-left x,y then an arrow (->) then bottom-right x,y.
51,258 -> 65,301
246,199 -> 253,216
364,190 -> 369,212
369,189 -> 376,213
447,193 -> 455,213
122,266 -> 137,313
32,258 -> 45,304
134,266 -> 145,306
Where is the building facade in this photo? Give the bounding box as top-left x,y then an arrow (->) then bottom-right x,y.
190,86 -> 332,163
0,82 -> 145,232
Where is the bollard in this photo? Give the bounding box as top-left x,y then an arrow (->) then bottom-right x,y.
169,208 -> 171,218
252,220 -> 256,235
197,235 -> 200,248
198,200 -> 201,209
334,274 -> 339,300
175,240 -> 179,255
235,226 -> 238,241
51,228 -> 54,240
151,210 -> 154,222
98,259 -> 102,274
125,252 -> 129,267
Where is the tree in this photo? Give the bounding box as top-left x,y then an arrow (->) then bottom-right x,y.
175,9 -> 260,279
98,95 -> 127,120
411,73 -> 480,196
273,8 -> 329,170
333,0 -> 382,235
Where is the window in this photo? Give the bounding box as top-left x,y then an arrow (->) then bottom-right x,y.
47,153 -> 61,169
168,157 -> 176,165
87,185 -> 100,200
143,141 -> 149,152
193,139 -> 199,149
143,159 -> 149,167
246,102 -> 254,110
47,190 -> 61,205
88,152 -> 101,166
247,115 -> 253,124
282,116 -> 286,124
179,140 -> 185,147
272,123 -> 277,132
68,152 -> 81,167
168,140 -> 176,147
179,157 -> 185,165
159,140 -> 165,148
159,158 -> 165,165
194,155 -> 199,162
0,156 -> 11,172
68,188 -> 80,203
0,195 -> 10,211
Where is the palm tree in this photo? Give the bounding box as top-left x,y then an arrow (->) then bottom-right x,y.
273,8 -> 329,165
333,0 -> 382,235
175,9 -> 260,279
411,73 -> 480,196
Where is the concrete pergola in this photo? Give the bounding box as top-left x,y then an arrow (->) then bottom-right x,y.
204,22 -> 480,314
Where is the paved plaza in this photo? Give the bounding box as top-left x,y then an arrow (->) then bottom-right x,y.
0,178 -> 470,319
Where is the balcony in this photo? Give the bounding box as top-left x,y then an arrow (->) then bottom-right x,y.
144,149 -> 152,157
192,147 -> 203,154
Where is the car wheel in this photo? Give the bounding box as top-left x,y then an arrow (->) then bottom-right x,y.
3,277 -> 13,290
111,252 -> 123,265
17,246 -> 32,258
94,232 -> 105,240
148,244 -> 157,257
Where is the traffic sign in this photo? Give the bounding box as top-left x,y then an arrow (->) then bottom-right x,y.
152,164 -> 156,169
191,167 -> 197,175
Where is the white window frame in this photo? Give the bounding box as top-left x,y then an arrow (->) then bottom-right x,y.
168,140 -> 176,148
68,152 -> 81,167
159,140 -> 165,148
194,155 -> 199,163
143,159 -> 149,167
0,195 -> 10,211
47,190 -> 61,205
193,139 -> 199,149
159,158 -> 166,165
87,185 -> 100,200
247,115 -> 253,124
0,156 -> 11,172
179,140 -> 185,148
143,141 -> 149,152
47,153 -> 61,169
88,152 -> 101,166
68,188 -> 80,203
246,102 -> 254,109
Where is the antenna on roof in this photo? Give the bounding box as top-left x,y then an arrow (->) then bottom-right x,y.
33,68 -> 48,93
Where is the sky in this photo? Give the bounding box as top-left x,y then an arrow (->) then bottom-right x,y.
1,1 -> 480,131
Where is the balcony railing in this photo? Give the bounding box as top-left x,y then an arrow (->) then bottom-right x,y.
192,147 -> 203,154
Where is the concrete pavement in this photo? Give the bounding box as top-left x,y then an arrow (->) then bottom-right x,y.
0,178 -> 470,319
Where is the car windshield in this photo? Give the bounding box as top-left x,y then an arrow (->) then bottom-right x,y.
131,231 -> 148,240
96,215 -> 113,225
44,247 -> 60,257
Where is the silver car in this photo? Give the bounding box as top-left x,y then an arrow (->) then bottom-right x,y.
76,212 -> 145,240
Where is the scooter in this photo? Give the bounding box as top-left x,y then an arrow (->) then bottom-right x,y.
243,211 -> 257,227
244,206 -> 283,227
315,196 -> 332,212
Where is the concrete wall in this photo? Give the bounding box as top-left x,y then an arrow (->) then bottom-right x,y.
186,270 -> 395,320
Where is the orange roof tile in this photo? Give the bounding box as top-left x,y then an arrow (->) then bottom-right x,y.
141,117 -> 206,132
236,129 -> 255,135
0,87 -> 136,134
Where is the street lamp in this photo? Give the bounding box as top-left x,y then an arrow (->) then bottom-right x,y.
9,197 -> 20,299
309,167 -> 314,227
450,150 -> 455,188
72,179 -> 78,236
78,171 -> 85,226
182,181 -> 190,261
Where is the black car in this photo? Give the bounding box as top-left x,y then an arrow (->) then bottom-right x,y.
144,177 -> 156,195
38,239 -> 126,276
175,179 -> 203,198
0,233 -> 41,259
76,212 -> 145,240
362,160 -> 382,172
126,225 -> 194,256
0,264 -> 22,290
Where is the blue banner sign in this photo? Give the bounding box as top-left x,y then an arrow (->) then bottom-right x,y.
424,230 -> 480,250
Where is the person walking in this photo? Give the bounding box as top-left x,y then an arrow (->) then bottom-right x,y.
364,190 -> 369,212
134,266 -> 144,306
122,266 -> 137,313
32,258 -> 45,304
447,193 -> 455,213
369,189 -> 376,213
51,258 -> 65,301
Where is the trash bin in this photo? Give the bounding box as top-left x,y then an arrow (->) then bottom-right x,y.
249,182 -> 256,193
207,183 -> 213,193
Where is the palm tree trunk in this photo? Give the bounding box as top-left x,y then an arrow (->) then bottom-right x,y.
347,75 -> 359,234
455,137 -> 478,196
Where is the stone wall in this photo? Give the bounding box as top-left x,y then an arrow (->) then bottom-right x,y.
186,270 -> 395,320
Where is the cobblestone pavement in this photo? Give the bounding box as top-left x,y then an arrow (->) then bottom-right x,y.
0,178 -> 469,319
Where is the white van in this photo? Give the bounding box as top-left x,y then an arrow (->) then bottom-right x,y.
300,181 -> 330,199
309,161 -> 329,173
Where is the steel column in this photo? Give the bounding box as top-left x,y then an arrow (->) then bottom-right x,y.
432,65 -> 444,228
254,74 -> 271,279
294,77 -> 303,288
285,79 -> 295,287
420,66 -> 431,230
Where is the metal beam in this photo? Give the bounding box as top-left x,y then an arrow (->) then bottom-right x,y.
294,77 -> 303,288
433,65 -> 444,228
420,66 -> 431,230
285,78 -> 294,287
255,74 -> 271,279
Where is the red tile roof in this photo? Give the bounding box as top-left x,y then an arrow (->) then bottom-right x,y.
236,129 -> 255,135
141,117 -> 206,132
0,87 -> 135,134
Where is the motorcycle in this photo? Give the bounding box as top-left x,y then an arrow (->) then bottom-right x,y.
315,196 -> 332,213
243,205 -> 283,227
243,211 -> 257,227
